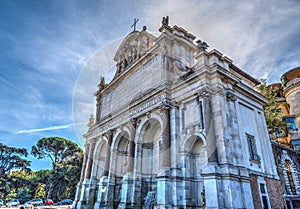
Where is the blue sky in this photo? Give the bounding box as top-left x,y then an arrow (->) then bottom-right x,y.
0,0 -> 299,171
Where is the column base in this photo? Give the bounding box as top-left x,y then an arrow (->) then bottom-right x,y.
119,174 -> 134,207
156,176 -> 171,206
73,181 -> 83,209
118,202 -> 135,209
154,204 -> 173,209
76,200 -> 87,209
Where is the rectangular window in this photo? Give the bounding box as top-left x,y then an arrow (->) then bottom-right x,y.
246,133 -> 261,163
260,183 -> 266,193
259,183 -> 270,209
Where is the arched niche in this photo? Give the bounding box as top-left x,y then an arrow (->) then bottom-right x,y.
181,135 -> 207,207
92,138 -> 108,180
114,132 -> 130,177
139,118 -> 162,176
135,117 -> 162,206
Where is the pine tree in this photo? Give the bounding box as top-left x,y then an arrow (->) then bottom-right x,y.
256,79 -> 287,141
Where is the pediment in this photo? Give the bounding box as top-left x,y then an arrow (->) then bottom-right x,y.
113,30 -> 156,77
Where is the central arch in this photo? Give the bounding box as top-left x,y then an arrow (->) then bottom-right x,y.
112,131 -> 130,208
137,118 -> 162,206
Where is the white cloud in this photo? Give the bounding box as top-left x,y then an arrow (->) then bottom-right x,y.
16,124 -> 73,134
143,0 -> 300,83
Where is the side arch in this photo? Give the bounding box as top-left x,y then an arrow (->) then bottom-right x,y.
136,112 -> 163,144
181,133 -> 206,154
92,137 -> 108,180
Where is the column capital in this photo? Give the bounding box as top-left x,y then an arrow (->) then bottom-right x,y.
198,87 -> 211,98
160,100 -> 171,168
211,86 -> 225,96
160,100 -> 176,111
130,118 -> 137,127
226,91 -> 237,102
84,143 -> 90,149
90,138 -> 97,145
105,130 -> 114,138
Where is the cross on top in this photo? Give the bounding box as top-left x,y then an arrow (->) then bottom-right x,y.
131,18 -> 139,31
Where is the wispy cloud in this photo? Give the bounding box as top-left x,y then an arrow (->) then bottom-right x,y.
143,0 -> 300,83
16,124 -> 73,134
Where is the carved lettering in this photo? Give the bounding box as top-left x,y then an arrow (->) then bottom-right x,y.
101,55 -> 162,118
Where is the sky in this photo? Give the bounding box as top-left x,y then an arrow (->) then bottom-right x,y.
0,0 -> 299,171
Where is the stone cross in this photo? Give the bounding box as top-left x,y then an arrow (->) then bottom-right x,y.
131,18 -> 139,31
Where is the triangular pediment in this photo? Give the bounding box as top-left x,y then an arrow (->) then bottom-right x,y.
113,29 -> 156,78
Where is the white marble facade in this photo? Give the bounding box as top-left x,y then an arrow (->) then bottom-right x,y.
74,17 -> 279,209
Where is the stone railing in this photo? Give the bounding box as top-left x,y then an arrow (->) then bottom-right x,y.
284,77 -> 300,89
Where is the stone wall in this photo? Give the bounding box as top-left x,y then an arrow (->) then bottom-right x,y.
265,177 -> 284,209
250,174 -> 285,209
249,175 -> 262,209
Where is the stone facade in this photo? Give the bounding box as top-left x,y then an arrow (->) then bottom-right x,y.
74,17 -> 280,209
272,143 -> 300,209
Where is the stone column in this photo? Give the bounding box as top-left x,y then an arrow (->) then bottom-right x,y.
170,105 -> 179,168
198,88 -> 217,162
127,118 -> 137,173
80,143 -> 90,181
77,141 -> 95,209
104,149 -> 118,208
103,130 -> 113,176
226,91 -> 244,166
156,103 -> 172,208
85,140 -> 96,180
225,91 -> 237,165
74,143 -> 90,209
170,105 -> 180,207
131,142 -> 143,209
118,119 -> 137,208
160,104 -> 171,168
84,140 -> 96,209
211,87 -> 228,165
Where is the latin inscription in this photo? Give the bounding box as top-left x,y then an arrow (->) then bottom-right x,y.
101,55 -> 163,118
129,94 -> 167,117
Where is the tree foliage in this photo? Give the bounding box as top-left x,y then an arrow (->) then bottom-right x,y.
0,143 -> 31,177
0,137 -> 82,203
31,137 -> 82,169
0,170 -> 31,202
256,79 -> 287,139
31,137 -> 83,201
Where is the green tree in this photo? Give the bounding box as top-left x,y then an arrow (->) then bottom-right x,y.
16,188 -> 32,203
1,171 -> 30,202
256,79 -> 287,140
0,143 -> 31,202
0,143 -> 31,177
31,137 -> 83,201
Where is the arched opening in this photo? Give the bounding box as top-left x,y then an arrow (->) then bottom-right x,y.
115,134 -> 129,177
184,135 -> 206,207
285,160 -> 296,195
114,132 -> 129,207
93,140 -> 107,180
140,119 -> 162,206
